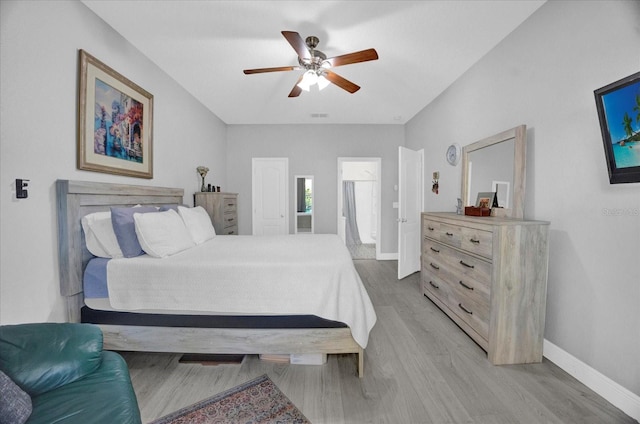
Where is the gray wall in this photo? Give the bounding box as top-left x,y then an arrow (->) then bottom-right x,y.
0,0 -> 227,323
2,0 -> 638,405
405,0 -> 640,396
226,125 -> 404,255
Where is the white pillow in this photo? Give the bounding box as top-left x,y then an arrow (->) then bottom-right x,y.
178,206 -> 216,244
81,211 -> 123,258
134,209 -> 195,258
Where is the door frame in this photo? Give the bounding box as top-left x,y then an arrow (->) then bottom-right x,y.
337,157 -> 382,260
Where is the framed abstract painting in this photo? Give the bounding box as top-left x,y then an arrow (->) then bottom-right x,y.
78,49 -> 153,179
594,71 -> 640,184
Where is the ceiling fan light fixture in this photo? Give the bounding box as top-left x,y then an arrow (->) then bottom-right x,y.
297,70 -> 319,91
297,80 -> 311,92
317,74 -> 330,91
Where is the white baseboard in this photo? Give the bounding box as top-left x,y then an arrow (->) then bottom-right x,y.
376,252 -> 398,260
543,339 -> 640,422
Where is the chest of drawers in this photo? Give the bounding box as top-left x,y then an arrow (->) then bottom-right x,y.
194,192 -> 238,235
421,212 -> 549,365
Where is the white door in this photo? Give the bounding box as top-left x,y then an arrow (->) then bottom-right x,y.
252,158 -> 288,235
398,147 -> 423,279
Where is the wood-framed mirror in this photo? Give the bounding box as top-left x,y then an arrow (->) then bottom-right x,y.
461,125 -> 527,219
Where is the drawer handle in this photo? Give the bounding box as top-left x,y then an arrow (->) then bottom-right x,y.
429,281 -> 439,289
459,281 -> 474,291
427,226 -> 435,231
227,218 -> 234,222
228,231 -> 235,234
460,260 -> 475,269
458,303 -> 473,315
430,263 -> 440,270
470,238 -> 480,244
446,232 -> 454,237
430,247 -> 440,253
227,203 -> 234,207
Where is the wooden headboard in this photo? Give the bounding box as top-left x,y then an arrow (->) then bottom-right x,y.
56,180 -> 184,322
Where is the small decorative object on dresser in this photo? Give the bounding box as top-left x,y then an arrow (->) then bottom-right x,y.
196,166 -> 209,192
194,192 -> 238,235
475,192 -> 497,209
421,212 -> 550,365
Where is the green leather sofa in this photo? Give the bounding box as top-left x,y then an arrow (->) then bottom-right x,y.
0,323 -> 141,424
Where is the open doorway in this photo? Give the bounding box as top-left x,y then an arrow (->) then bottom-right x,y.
337,158 -> 381,260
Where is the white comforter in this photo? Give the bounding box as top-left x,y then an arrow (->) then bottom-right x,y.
107,234 -> 377,348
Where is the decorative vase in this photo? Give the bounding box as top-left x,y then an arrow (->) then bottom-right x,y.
201,176 -> 206,192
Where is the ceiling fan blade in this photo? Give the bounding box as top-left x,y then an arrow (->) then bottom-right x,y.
323,70 -> 360,94
288,75 -> 304,98
324,48 -> 378,67
244,66 -> 300,75
281,31 -> 311,60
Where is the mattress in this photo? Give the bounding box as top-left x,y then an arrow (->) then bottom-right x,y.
84,234 -> 377,348
80,306 -> 347,329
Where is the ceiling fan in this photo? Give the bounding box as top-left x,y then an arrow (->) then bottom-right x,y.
243,31 -> 378,97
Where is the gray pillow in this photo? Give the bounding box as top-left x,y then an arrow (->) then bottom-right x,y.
0,369 -> 32,424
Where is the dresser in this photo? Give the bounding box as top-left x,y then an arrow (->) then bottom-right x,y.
421,212 -> 549,365
194,192 -> 238,235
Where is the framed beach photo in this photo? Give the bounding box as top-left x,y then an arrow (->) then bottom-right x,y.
594,71 -> 640,184
78,50 -> 153,179
475,192 -> 497,209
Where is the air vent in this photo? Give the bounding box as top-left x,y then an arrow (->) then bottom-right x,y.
310,113 -> 328,118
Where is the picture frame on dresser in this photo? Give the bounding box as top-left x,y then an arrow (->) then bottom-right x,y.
77,49 -> 154,179
475,192 -> 497,209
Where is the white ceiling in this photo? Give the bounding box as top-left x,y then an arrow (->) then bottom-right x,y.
82,1 -> 545,125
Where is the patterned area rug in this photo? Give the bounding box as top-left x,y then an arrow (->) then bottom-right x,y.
149,374 -> 310,424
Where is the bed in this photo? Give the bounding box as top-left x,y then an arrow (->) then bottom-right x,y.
56,179 -> 375,377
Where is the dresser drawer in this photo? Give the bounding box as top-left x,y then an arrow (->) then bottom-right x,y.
422,269 -> 489,341
423,219 -> 462,248
461,226 -> 493,259
223,197 -> 237,213
422,239 -> 491,291
219,225 -> 238,235
221,213 -> 237,229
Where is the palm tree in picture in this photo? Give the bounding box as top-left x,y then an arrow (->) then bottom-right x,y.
622,112 -> 633,143
633,94 -> 640,124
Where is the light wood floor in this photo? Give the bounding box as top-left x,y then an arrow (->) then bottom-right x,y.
122,260 -> 636,423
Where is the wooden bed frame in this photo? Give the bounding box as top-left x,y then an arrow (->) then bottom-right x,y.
56,179 -> 364,377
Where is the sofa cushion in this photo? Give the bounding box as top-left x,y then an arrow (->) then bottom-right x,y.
25,351 -> 141,424
0,370 -> 32,424
0,323 -> 103,396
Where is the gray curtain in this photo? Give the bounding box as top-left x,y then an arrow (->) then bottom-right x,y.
343,181 -> 361,246
297,179 -> 306,212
